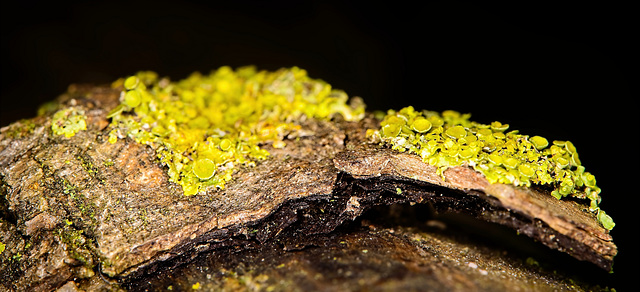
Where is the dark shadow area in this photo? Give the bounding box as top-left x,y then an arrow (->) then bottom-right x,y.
361,203 -> 617,288
124,201 -> 616,291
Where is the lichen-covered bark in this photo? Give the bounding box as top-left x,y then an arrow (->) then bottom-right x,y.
0,85 -> 616,291
333,148 -> 617,270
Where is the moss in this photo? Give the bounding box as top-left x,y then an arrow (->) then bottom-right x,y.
108,66 -> 365,195
369,106 -> 613,230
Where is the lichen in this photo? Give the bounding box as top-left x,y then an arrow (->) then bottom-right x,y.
37,100 -> 59,117
368,106 -> 614,230
3,119 -> 37,139
107,66 -> 365,195
55,224 -> 95,267
51,107 -> 87,138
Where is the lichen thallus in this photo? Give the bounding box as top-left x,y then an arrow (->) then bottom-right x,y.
367,106 -> 613,230
46,66 -> 613,230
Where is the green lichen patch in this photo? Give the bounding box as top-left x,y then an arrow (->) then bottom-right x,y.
55,224 -> 96,267
37,100 -> 60,117
2,119 -> 37,139
368,106 -> 613,230
108,66 -> 365,195
51,107 -> 87,138
597,210 -> 615,231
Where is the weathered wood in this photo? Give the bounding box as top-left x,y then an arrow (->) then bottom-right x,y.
0,85 -> 616,291
124,205 -> 611,291
333,147 -> 617,271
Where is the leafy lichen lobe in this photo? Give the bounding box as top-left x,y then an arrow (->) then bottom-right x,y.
368,106 -> 613,230
102,66 -> 612,230
108,66 -> 364,195
51,107 -> 87,138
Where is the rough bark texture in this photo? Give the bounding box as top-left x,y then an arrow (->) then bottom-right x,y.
0,85 -> 616,291
124,205 -> 613,292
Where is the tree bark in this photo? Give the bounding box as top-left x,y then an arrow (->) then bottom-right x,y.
0,85 -> 616,291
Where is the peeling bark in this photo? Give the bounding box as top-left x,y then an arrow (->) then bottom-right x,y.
0,85 -> 616,291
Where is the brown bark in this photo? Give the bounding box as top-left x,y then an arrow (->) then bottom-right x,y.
0,85 -> 616,291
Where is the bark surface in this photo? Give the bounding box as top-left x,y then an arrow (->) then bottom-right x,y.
0,85 -> 616,291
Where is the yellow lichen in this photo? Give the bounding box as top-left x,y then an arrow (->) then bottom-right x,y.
108,66 -> 365,195
369,106 -> 613,230
51,107 -> 87,138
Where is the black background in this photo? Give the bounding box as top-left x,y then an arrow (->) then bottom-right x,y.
1,1 -> 635,289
